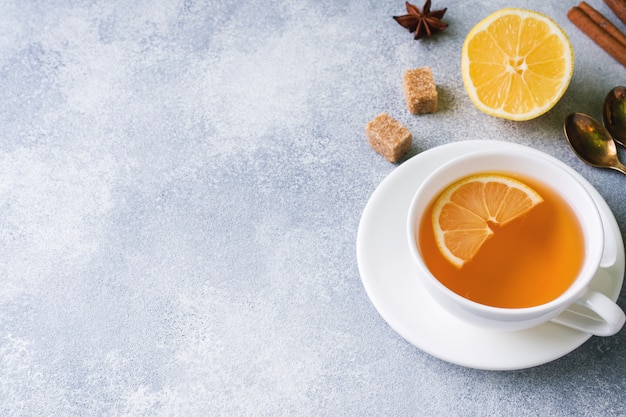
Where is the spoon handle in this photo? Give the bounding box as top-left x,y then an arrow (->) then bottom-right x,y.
612,162 -> 626,175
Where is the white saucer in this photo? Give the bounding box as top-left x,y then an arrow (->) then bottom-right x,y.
357,140 -> 625,371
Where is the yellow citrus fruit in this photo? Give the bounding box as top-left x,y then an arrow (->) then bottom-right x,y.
432,174 -> 543,268
461,9 -> 574,121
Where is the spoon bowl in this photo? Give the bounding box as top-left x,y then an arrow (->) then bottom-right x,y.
564,112 -> 626,175
603,86 -> 626,148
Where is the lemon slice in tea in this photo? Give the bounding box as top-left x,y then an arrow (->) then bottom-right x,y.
432,174 -> 543,268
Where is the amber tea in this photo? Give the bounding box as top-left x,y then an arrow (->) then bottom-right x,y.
418,173 -> 585,309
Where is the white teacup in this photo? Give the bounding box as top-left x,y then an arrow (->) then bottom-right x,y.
407,148 -> 625,335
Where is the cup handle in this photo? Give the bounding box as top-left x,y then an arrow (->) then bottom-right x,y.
551,289 -> 626,336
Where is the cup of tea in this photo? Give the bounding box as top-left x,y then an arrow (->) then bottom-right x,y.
407,148 -> 625,335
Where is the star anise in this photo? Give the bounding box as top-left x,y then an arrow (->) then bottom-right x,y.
393,0 -> 448,40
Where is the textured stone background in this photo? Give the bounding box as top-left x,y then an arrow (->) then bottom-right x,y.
1,0 -> 625,415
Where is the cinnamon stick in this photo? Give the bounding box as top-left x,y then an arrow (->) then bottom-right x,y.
604,0 -> 626,26
580,1 -> 626,46
568,6 -> 626,67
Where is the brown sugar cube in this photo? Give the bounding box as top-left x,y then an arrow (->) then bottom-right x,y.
365,113 -> 412,163
403,67 -> 438,114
